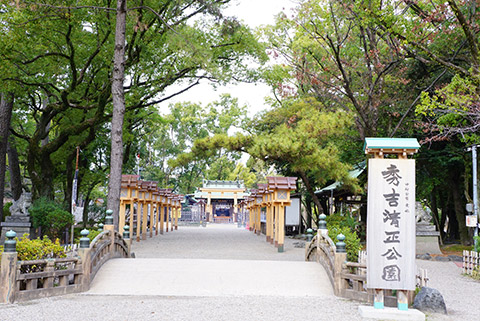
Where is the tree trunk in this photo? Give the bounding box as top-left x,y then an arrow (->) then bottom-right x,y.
107,0 -> 127,231
0,93 -> 14,224
429,187 -> 444,246
298,170 -> 324,216
7,137 -> 22,201
450,174 -> 470,245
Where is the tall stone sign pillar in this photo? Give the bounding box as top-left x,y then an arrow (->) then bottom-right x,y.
360,138 -> 425,320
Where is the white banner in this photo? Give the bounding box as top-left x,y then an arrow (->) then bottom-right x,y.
367,159 -> 416,290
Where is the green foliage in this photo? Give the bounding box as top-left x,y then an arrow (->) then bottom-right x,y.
29,198 -> 74,240
15,234 -> 66,261
2,202 -> 12,221
471,266 -> 480,281
474,236 -> 480,253
74,229 -> 102,244
327,213 -> 362,262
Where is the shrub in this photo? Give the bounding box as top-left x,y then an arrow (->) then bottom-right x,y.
2,202 -> 12,221
74,229 -> 102,244
16,234 -> 66,261
29,198 -> 74,240
474,236 -> 480,253
326,212 -> 362,262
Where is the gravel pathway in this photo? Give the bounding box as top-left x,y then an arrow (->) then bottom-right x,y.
1,224 -> 479,320
130,223 -> 306,261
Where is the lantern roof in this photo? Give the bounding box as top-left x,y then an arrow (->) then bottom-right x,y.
267,177 -> 297,190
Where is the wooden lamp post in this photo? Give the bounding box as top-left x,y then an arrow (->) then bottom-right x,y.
255,185 -> 266,236
146,182 -> 157,238
152,187 -> 160,236
140,181 -> 152,240
259,184 -> 274,243
158,189 -> 166,234
248,190 -> 257,232
174,195 -> 183,230
120,175 -> 139,234
167,192 -> 175,232
267,176 -> 297,253
136,181 -> 146,242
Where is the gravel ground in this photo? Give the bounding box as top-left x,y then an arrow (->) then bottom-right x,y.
1,224 -> 479,320
416,260 -> 480,320
131,223 -> 306,261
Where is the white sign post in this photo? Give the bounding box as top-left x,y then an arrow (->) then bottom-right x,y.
367,159 -> 416,294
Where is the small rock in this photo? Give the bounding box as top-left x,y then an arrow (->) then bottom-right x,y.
413,287 -> 447,314
416,253 -> 432,260
447,255 -> 462,262
293,241 -> 305,248
434,256 -> 450,262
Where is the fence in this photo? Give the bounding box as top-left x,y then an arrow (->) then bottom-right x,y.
463,250 -> 479,275
0,221 -> 131,303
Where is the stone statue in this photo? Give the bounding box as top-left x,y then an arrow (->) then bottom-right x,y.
415,201 -> 432,224
1,192 -> 34,243
9,192 -> 32,217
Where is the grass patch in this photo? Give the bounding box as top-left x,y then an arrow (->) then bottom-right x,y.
441,244 -> 473,254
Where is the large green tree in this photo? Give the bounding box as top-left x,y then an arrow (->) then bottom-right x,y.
0,1 -> 266,215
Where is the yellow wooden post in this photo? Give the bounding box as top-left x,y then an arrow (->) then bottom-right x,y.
141,189 -> 148,240
136,181 -> 145,242
233,192 -> 238,223
120,175 -> 138,234
175,195 -> 181,230
274,204 -> 279,247
159,190 -> 165,235
268,177 -> 297,252
169,194 -> 174,232
248,198 -> 253,231
129,183 -> 137,242
278,204 -> 285,252
165,192 -> 170,233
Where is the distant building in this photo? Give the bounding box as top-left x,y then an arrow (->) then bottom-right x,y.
194,180 -> 248,223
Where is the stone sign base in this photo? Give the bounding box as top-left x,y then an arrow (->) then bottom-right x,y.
416,235 -> 442,255
416,223 -> 442,255
0,217 -> 34,244
358,305 -> 425,321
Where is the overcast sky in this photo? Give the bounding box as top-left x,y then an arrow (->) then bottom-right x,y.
158,0 -> 296,117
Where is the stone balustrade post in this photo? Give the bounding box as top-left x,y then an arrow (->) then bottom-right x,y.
333,234 -> 348,296
104,209 -> 115,254
78,229 -> 91,290
306,228 -> 314,242
123,225 -> 132,257
0,230 -> 18,303
318,214 -> 328,237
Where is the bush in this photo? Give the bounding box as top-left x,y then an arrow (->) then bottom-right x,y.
474,236 -> 480,253
15,234 -> 66,261
0,234 -> 66,263
74,229 -> 102,244
2,202 -> 12,221
29,198 -> 74,240
326,212 -> 362,262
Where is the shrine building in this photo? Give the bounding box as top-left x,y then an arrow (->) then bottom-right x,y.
194,180 -> 248,223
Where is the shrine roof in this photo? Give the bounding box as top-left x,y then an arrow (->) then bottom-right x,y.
202,179 -> 245,189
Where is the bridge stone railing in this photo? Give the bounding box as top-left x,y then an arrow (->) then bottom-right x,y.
306,216 -> 426,306
0,214 -> 131,303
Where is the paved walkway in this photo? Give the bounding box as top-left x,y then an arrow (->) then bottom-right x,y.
1,224 -> 479,320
